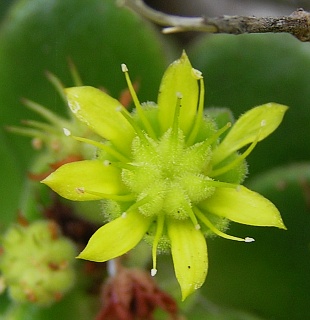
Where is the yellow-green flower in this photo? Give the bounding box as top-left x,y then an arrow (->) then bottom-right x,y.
42,52 -> 287,300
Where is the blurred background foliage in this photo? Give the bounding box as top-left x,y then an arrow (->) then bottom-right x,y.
0,0 -> 309,319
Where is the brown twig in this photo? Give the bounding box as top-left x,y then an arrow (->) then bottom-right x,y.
119,0 -> 310,41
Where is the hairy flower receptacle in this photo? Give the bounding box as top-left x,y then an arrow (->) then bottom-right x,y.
121,128 -> 215,219
42,51 -> 287,300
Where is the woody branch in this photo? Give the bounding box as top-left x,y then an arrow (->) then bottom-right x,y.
119,0 -> 310,41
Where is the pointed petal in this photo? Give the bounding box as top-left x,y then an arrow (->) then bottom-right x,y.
199,186 -> 286,229
213,103 -> 288,164
42,160 -> 126,201
66,86 -> 135,155
77,211 -> 152,262
167,219 -> 208,300
158,52 -> 199,135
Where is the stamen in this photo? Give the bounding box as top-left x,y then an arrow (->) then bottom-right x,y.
207,122 -> 232,146
19,120 -> 59,135
107,259 -> 117,277
76,188 -> 136,201
121,64 -> 156,139
184,202 -> 200,230
8,120 -> 57,138
187,77 -> 205,145
194,207 -> 254,242
210,129 -> 260,178
124,194 -> 153,214
69,135 -> 130,163
108,161 -> 136,171
67,57 -> 83,86
45,71 -> 67,102
21,98 -> 68,128
6,126 -> 46,140
151,214 -> 165,277
121,63 -> 128,72
171,92 -> 182,142
192,122 -> 232,151
117,106 -> 150,143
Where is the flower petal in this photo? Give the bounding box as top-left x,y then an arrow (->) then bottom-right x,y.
213,103 -> 288,164
77,211 -> 152,262
158,51 -> 198,135
199,186 -> 286,229
65,86 -> 135,155
42,160 -> 127,201
167,219 -> 208,300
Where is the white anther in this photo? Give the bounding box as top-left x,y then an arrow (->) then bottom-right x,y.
151,268 -> 157,277
195,224 -> 201,230
244,237 -> 255,243
107,259 -> 117,277
76,187 -> 85,194
115,105 -> 122,112
121,63 -> 128,72
63,128 -> 71,136
261,119 -> 267,127
176,91 -> 183,99
121,212 -> 127,218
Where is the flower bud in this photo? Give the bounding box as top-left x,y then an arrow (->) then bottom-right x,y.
0,220 -> 77,306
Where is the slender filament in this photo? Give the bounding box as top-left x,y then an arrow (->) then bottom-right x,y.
70,135 -> 130,163
210,129 -> 261,177
193,207 -> 253,242
187,77 -> 205,145
121,64 -> 156,139
151,214 -> 165,276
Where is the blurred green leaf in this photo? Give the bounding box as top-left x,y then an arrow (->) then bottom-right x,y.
0,0 -> 14,22
0,0 -> 174,225
201,163 -> 310,319
1,289 -> 97,320
0,130 -> 23,228
188,34 -> 310,174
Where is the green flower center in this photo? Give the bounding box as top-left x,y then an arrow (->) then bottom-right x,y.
122,127 -> 215,221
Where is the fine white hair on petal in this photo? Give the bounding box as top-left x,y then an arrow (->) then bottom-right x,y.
261,119 -> 267,126
121,212 -> 127,218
